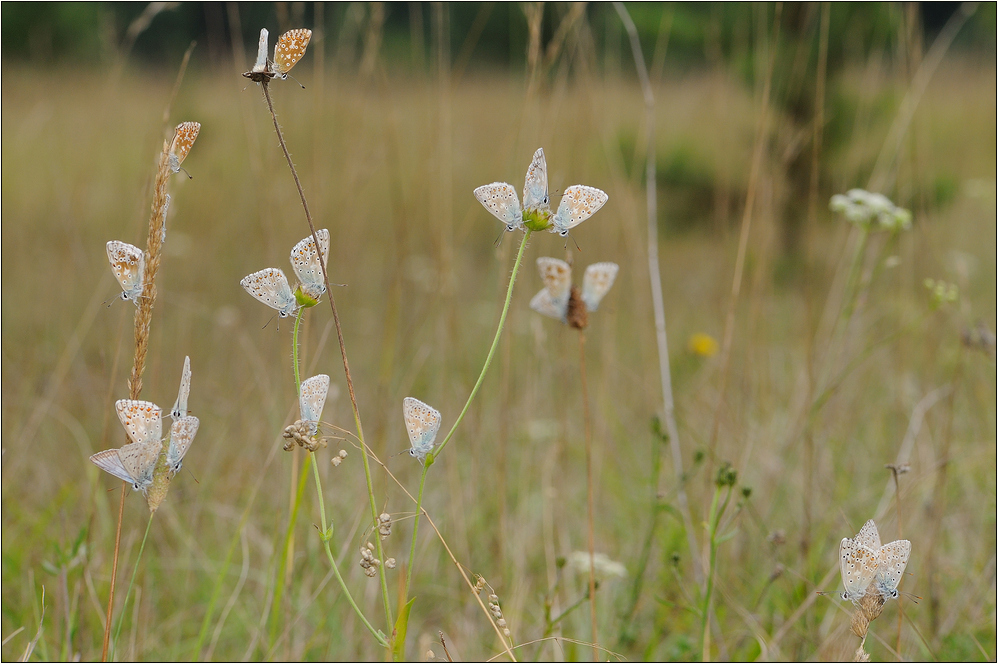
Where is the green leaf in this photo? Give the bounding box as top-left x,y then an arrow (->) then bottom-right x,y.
716,528 -> 739,544
391,597 -> 417,662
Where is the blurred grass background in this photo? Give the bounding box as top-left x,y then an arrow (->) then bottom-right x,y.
2,2 -> 995,661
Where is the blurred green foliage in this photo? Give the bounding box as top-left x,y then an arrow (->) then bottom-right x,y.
2,2 -> 994,71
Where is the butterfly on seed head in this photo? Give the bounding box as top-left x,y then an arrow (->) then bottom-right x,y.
402,397 -> 441,464
290,229 -> 330,302
872,539 -> 911,600
106,240 -> 145,305
529,257 -> 619,323
170,355 -> 191,420
90,399 -> 164,493
166,357 -> 200,475
240,267 -> 299,318
299,374 -> 330,436
835,536 -> 880,605
243,28 -> 312,83
168,122 -> 200,176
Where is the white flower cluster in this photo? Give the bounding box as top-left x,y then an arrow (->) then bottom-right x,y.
829,189 -> 912,231
567,551 -> 627,580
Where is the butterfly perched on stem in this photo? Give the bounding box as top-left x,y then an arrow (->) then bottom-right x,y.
403,397 -> 441,464
243,28 -> 312,83
106,240 -> 145,304
168,122 -> 200,174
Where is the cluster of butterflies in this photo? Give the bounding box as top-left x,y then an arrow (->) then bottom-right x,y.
105,122 -> 200,304
243,28 -> 312,83
474,148 -> 608,237
834,519 -> 912,604
530,257 -> 619,323
240,229 -> 331,318
90,357 -> 198,494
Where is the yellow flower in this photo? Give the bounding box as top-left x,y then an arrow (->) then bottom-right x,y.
688,333 -> 718,357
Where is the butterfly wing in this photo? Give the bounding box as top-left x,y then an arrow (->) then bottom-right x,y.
299,374 -> 330,435
854,519 -> 882,551
403,397 -> 441,462
529,288 -> 567,321
551,185 -> 608,236
168,122 -> 201,172
839,537 -> 878,603
170,355 -> 191,420
90,449 -> 138,485
240,268 -> 298,317
252,28 -> 269,72
117,440 -> 163,492
115,400 -> 163,447
581,262 -> 619,312
106,241 -> 145,303
474,183 -> 523,231
875,540 -> 911,598
272,28 -> 312,77
166,416 -> 199,474
290,229 -> 330,300
522,148 -> 549,211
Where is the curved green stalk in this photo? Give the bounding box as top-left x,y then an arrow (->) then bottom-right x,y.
403,230 -> 532,608
292,307 -> 304,393
310,451 -> 389,647
109,513 -> 154,661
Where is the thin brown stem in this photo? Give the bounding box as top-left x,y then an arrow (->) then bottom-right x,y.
101,487 -> 126,662
260,80 -> 393,627
578,332 -> 598,661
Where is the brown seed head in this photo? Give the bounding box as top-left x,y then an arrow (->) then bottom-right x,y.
566,285 -> 588,330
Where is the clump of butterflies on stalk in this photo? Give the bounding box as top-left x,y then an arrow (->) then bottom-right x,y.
825,519 -> 913,607
91,357 -> 198,493
105,122 -> 200,306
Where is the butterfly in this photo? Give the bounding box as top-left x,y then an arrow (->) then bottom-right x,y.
872,539 -> 911,600
165,415 -> 199,476
116,399 -> 163,446
529,258 -> 619,322
853,519 -> 882,551
836,536 -> 880,604
549,185 -> 609,237
243,28 -> 312,83
290,229 -> 330,301
474,148 -> 549,233
240,267 -> 299,318
106,240 -> 145,304
168,122 -> 201,174
403,397 -> 441,463
90,440 -> 162,494
299,374 -> 330,436
170,355 -> 191,420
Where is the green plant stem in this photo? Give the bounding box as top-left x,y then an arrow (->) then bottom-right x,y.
292,307 -> 304,392
310,451 -> 389,648
435,230 -> 531,458
700,485 -> 733,663
403,230 -> 531,609
109,513 -> 153,661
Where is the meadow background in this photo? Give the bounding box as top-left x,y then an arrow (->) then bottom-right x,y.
1,2 -> 995,661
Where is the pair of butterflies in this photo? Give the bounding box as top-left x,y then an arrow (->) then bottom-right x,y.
530,257 -> 619,323
243,28 -> 312,83
90,357 -> 199,494
299,374 -> 331,436
474,148 -> 609,237
403,397 -> 441,464
240,229 -> 331,318
837,519 -> 911,604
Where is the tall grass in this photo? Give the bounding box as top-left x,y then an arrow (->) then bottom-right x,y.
1,34 -> 995,662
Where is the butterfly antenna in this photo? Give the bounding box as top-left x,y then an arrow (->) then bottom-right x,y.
570,234 -> 581,252
186,466 -> 200,484
493,228 -> 505,248
288,73 -> 305,89
179,166 -> 192,180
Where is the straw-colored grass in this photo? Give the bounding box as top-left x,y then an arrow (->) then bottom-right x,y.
1,52 -> 994,661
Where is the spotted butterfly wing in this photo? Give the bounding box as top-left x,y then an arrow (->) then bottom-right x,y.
106,241 -> 145,304
290,229 -> 330,301
166,416 -> 199,475
240,268 -> 298,317
168,122 -> 200,173
581,262 -> 619,312
551,185 -> 608,237
170,355 -> 191,420
299,374 -> 330,436
272,29 -> 312,78
838,537 -> 879,604
474,183 -> 523,232
874,539 -> 911,600
854,519 -> 882,551
403,397 -> 441,463
115,400 -> 163,447
90,449 -> 141,486
117,440 -> 163,493
522,148 -> 549,211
